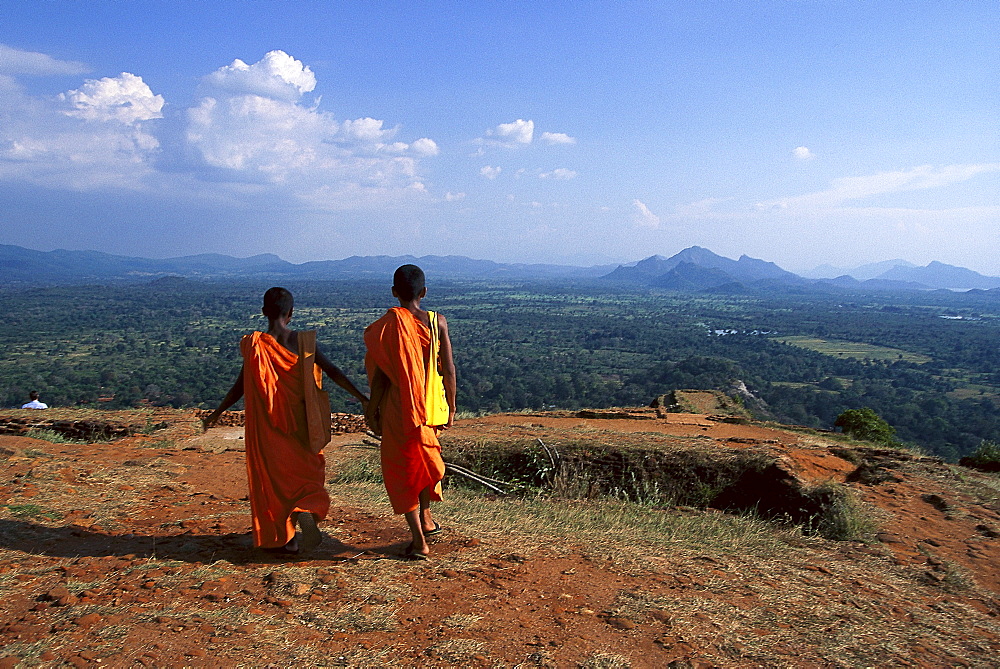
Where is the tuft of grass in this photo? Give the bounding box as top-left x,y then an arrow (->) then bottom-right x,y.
800,482 -> 877,542
960,440 -> 1000,472
25,428 -> 82,444
328,451 -> 382,484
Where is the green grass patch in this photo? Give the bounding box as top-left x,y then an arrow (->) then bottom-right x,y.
24,428 -> 83,444
774,336 -> 932,364
5,504 -> 61,521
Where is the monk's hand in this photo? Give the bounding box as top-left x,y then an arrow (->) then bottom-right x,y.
442,410 -> 456,430
201,414 -> 218,432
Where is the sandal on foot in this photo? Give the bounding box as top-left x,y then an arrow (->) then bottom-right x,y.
403,542 -> 429,561
424,522 -> 443,536
298,512 -> 322,551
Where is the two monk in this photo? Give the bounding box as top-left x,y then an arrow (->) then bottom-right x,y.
364,265 -> 457,559
204,287 -> 368,555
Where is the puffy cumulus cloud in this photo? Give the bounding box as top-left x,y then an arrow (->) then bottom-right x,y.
186,51 -> 439,205
540,131 -> 576,145
758,163 -> 1000,211
0,47 -> 438,209
0,44 -> 88,76
444,191 -> 466,201
60,73 -> 164,125
202,50 -> 316,101
186,94 -> 336,174
539,168 -> 576,180
0,67 -> 162,190
793,146 -> 815,160
480,165 -> 501,179
410,137 -> 439,156
340,117 -> 395,143
485,119 -> 533,146
633,199 -> 660,228
0,111 -> 161,190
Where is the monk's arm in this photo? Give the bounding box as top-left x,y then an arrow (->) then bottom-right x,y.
438,314 -> 458,429
316,348 -> 369,406
365,367 -> 390,435
203,367 -> 245,430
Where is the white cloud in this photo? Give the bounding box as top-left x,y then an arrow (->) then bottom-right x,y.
0,48 -> 435,209
633,199 -> 661,228
203,50 -> 316,101
340,117 -> 394,143
0,67 -> 162,190
540,131 -> 576,145
185,52 -> 437,204
539,168 -> 577,180
0,44 -> 88,76
445,191 -> 466,201
410,137 -> 439,156
187,94 -> 336,174
60,73 -> 164,125
758,163 -> 1000,211
480,165 -> 501,179
793,146 -> 815,160
485,119 -> 534,146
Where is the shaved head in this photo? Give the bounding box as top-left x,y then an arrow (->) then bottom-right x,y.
393,264 -> 425,301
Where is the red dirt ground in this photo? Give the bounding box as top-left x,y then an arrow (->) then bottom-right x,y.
1,408 -> 999,667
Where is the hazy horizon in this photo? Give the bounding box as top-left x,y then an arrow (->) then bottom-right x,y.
1,2 -> 997,274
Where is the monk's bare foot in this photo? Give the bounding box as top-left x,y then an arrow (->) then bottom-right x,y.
298,513 -> 322,551
420,509 -> 440,536
403,541 -> 429,560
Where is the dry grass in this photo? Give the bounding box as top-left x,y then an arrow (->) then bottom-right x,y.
579,652 -> 632,668
332,478 -> 798,565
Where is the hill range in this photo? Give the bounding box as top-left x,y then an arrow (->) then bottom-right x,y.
4,243 -> 1000,293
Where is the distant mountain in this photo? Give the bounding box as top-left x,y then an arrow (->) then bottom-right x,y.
603,246 -> 800,289
6,243 -> 999,295
876,261 -> 1000,290
802,259 -> 916,281
0,244 -> 614,286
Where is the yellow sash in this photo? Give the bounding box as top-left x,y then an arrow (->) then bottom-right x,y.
424,311 -> 450,427
299,330 -> 332,454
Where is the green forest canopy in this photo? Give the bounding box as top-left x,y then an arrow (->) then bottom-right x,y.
2,278 -> 999,462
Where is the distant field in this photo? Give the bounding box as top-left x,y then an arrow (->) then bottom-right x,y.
773,336 -> 932,364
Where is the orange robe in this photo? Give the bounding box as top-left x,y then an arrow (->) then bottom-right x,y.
241,332 -> 330,548
364,308 -> 445,514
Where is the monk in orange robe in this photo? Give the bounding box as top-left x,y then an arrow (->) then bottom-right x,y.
364,265 -> 457,560
204,287 -> 368,555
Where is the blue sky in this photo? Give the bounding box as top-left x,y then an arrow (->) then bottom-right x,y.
0,1 -> 997,273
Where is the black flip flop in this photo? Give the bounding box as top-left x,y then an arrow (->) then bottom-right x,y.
424,522 -> 443,536
403,542 -> 429,561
